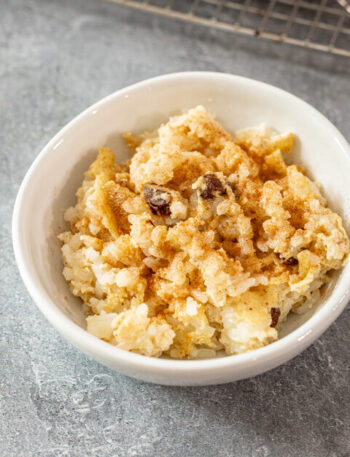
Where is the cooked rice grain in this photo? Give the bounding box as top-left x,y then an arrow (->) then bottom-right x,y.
59,106 -> 349,358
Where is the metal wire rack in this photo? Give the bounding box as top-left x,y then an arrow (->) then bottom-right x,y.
107,0 -> 350,57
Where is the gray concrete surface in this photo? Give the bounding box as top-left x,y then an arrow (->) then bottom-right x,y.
1,0 -> 350,456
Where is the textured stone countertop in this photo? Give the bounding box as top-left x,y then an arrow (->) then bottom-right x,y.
1,0 -> 350,455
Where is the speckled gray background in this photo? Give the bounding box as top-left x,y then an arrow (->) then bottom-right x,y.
1,0 -> 350,456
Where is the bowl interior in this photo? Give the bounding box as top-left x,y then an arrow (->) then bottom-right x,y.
16,73 -> 350,345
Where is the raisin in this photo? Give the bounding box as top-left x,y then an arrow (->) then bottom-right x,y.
270,307 -> 280,328
199,173 -> 227,200
144,184 -> 171,216
285,257 -> 298,266
228,182 -> 236,193
276,253 -> 298,266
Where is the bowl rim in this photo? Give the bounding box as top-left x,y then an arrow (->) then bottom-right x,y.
12,71 -> 350,374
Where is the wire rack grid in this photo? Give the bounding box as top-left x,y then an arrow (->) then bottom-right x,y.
106,0 -> 350,57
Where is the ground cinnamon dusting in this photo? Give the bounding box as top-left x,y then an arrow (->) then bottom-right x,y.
58,106 -> 349,359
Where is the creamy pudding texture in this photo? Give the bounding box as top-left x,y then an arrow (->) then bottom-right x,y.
59,106 -> 349,359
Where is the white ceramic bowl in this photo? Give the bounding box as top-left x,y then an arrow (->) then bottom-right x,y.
13,72 -> 350,385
